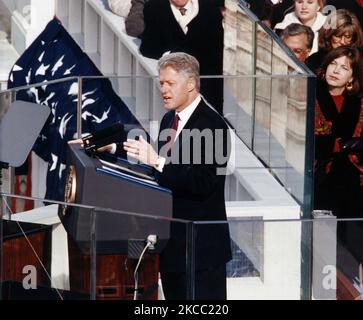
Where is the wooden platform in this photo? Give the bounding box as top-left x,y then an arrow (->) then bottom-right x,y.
67,236 -> 159,300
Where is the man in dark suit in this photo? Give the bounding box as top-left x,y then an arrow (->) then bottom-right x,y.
123,52 -> 232,300
139,0 -> 225,114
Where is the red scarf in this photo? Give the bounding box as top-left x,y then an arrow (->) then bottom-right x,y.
332,94 -> 344,113
332,94 -> 344,152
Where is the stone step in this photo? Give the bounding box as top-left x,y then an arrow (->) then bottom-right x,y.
0,39 -> 18,86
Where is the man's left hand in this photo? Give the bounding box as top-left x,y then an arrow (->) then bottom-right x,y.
123,135 -> 158,166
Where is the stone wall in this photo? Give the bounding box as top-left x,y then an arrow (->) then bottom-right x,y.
223,0 -> 310,199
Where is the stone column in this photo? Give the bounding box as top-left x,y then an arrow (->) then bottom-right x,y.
2,0 -> 55,54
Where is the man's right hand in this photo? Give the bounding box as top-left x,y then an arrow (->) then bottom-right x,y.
97,144 -> 115,153
68,139 -> 116,154
68,139 -> 83,146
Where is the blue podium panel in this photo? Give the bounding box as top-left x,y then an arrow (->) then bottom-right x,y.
59,144 -> 172,254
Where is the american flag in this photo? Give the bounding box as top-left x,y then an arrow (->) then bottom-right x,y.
8,18 -> 142,201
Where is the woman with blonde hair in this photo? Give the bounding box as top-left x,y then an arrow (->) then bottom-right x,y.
325,0 -> 363,29
274,0 -> 326,54
306,9 -> 363,71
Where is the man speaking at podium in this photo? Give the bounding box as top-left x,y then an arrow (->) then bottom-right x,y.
121,52 -> 232,300
74,52 -> 232,299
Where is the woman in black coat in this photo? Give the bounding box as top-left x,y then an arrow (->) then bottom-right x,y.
314,46 -> 363,279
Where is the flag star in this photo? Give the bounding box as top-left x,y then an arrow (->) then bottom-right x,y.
92,107 -> 111,123
51,55 -> 65,76
68,82 -> 78,95
12,64 -> 23,72
59,113 -> 73,139
64,64 -> 76,75
35,63 -> 50,76
50,154 -> 58,171
38,51 -> 45,62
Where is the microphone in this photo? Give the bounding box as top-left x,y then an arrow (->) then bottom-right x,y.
82,122 -> 125,156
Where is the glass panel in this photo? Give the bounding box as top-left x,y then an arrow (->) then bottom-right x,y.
3,198 -> 363,300
93,208 -> 189,300
222,1 -> 315,208
0,194 -> 94,300
224,218 -> 304,299
1,0 -> 321,298
189,218 -> 363,300
222,73 -> 312,207
0,77 -> 82,205
224,1 -> 255,148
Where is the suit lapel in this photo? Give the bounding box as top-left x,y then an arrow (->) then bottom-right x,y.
158,100 -> 208,156
186,0 -> 205,36
158,110 -> 176,152
163,0 -> 189,37
163,0 -> 209,38
175,100 -> 205,150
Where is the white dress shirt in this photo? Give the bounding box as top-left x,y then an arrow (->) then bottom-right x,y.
155,94 -> 201,172
110,95 -> 202,172
170,0 -> 199,34
173,95 -> 201,142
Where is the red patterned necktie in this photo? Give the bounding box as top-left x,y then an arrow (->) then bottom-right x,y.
166,114 -> 180,157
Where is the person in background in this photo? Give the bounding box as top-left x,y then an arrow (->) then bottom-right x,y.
244,0 -> 274,26
306,9 -> 363,72
108,0 -> 132,17
280,23 -> 314,62
125,0 -> 149,38
314,46 -> 363,281
139,0 -> 225,115
325,0 -> 363,29
274,0 -> 326,54
270,0 -> 295,28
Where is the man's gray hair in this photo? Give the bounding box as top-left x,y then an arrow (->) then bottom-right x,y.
280,23 -> 315,50
158,52 -> 200,91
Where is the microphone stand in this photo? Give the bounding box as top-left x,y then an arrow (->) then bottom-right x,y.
0,161 -> 9,219
0,161 -> 9,186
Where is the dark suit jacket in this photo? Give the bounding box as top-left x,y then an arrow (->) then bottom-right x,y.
140,0 -> 224,112
154,99 -> 232,272
270,0 -> 294,29
246,0 -> 273,21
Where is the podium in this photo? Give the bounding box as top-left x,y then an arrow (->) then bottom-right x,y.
59,144 -> 173,299
2,220 -> 52,287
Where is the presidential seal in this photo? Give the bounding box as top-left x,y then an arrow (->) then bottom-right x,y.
60,165 -> 77,216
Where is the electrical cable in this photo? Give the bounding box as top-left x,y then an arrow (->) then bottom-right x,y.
133,241 -> 152,300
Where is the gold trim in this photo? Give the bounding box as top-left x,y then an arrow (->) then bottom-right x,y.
61,165 -> 77,217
